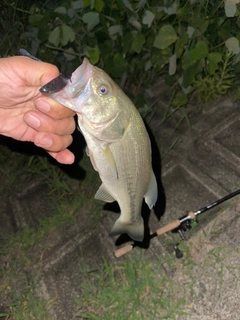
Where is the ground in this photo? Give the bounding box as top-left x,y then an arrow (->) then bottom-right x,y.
0,86 -> 240,319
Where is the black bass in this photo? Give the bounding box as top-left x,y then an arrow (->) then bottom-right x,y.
41,58 -> 158,241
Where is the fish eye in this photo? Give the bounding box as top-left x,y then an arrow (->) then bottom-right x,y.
98,85 -> 108,95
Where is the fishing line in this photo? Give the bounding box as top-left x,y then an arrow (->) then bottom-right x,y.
114,188 -> 240,258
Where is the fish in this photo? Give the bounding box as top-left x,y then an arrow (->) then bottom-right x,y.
40,58 -> 158,241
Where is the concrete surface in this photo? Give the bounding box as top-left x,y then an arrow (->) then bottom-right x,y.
1,92 -> 240,319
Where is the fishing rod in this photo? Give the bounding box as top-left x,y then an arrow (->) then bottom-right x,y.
114,188 -> 240,258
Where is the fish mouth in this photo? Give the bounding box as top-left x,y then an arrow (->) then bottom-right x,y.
68,58 -> 93,98
39,58 -> 93,98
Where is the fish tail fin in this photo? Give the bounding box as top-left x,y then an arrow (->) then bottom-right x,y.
109,219 -> 144,242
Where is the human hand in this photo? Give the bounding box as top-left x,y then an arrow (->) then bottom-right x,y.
0,56 -> 76,164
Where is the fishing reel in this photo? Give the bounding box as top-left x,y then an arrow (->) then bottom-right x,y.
177,217 -> 197,240
174,218 -> 199,259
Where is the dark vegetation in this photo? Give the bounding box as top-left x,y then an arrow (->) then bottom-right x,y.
1,0 -> 240,115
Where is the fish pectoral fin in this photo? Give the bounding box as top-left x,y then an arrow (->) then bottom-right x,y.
103,146 -> 118,179
94,183 -> 115,203
109,218 -> 144,242
144,171 -> 158,210
86,147 -> 98,172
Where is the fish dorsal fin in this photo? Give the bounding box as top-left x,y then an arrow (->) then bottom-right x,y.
102,145 -> 118,179
94,183 -> 115,202
144,171 -> 158,210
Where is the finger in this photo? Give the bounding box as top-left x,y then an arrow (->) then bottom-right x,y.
4,56 -> 60,87
35,97 -> 75,120
33,131 -> 73,152
48,149 -> 75,165
24,110 -> 76,136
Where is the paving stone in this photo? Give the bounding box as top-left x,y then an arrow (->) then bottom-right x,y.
8,177 -> 53,229
174,200 -> 240,320
36,222 -> 117,319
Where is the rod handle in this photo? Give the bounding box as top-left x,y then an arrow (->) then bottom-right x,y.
155,219 -> 181,236
114,244 -> 133,258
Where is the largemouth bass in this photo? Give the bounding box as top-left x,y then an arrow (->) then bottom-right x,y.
40,58 -> 158,241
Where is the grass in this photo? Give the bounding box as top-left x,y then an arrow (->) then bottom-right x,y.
74,254 -> 187,320
0,245 -> 53,319
0,281 -> 54,320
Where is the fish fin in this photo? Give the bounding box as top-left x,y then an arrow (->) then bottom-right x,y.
86,147 -> 98,172
103,146 -> 118,179
144,171 -> 158,210
109,219 -> 144,242
94,184 -> 115,203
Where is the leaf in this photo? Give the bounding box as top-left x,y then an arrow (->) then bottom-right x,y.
48,26 -> 60,47
199,20 -> 209,35
72,0 -> 84,10
94,0 -> 104,12
54,6 -> 67,14
193,41 -> 208,59
207,52 -> 222,75
87,48 -> 100,64
169,54 -> 177,75
123,32 -> 133,53
113,53 -> 125,64
61,25 -> 75,46
122,0 -> 133,11
151,47 -> 172,66
182,40 -> 208,69
68,8 -> 76,18
225,37 -> 240,54
224,0 -> 240,17
129,17 -> 142,31
131,33 -> 145,53
137,0 -> 147,11
175,31 -> 188,58
163,1 -> 178,15
28,14 -> 43,26
153,25 -> 178,49
187,26 -> 195,39
182,61 -> 203,87
82,12 -> 100,31
84,0 -> 91,7
63,48 -> 77,61
142,10 -> 155,28
109,25 -> 123,38
145,60 -> 152,71
172,92 -> 188,107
